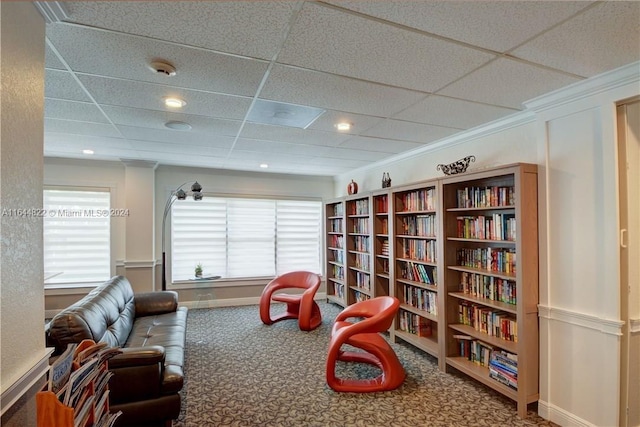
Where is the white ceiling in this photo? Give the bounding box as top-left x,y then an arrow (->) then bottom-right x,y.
41,1 -> 640,176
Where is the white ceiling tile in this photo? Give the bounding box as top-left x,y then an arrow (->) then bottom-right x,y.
45,69 -> 91,102
329,146 -> 391,162
306,110 -> 384,134
45,99 -> 109,123
239,123 -> 349,147
306,157 -> 369,169
513,1 -> 640,77
116,126 -> 235,150
438,58 -> 582,109
338,135 -> 423,153
62,1 -> 297,60
101,106 -> 242,136
278,2 -> 494,93
45,118 -> 120,138
77,75 -> 252,120
362,120 -> 460,144
45,43 -> 66,70
327,1 -> 594,53
47,24 -> 269,97
261,65 -> 425,117
395,95 -> 519,129
129,139 -> 231,158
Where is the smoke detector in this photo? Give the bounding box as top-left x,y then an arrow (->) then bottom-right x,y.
148,60 -> 176,77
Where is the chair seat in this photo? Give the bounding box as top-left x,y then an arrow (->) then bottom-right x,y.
271,293 -> 302,304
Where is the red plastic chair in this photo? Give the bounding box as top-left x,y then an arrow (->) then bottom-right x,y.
259,271 -> 322,331
326,296 -> 405,392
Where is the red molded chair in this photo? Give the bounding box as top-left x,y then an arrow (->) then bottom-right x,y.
259,271 -> 322,331
326,296 -> 405,392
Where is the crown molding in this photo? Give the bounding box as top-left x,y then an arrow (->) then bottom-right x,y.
524,61 -> 640,113
33,1 -> 69,24
120,159 -> 159,169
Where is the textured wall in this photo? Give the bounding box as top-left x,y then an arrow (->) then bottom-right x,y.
0,2 -> 46,393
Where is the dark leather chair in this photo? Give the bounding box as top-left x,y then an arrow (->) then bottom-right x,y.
259,271 -> 322,331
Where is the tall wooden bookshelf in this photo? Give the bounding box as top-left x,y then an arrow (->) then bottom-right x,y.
391,181 -> 445,368
325,198 -> 346,307
345,194 -> 373,305
441,163 -> 538,418
372,190 -> 391,301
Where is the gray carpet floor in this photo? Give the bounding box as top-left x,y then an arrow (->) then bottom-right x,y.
173,302 -> 557,427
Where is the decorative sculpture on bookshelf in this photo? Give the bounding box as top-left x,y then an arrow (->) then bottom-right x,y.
347,179 -> 358,195
381,172 -> 392,188
437,155 -> 476,176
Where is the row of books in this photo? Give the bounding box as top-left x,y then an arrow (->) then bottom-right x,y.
351,253 -> 370,271
378,217 -> 389,234
329,248 -> 344,265
397,260 -> 436,285
375,195 -> 388,214
351,218 -> 369,234
330,265 -> 344,281
456,214 -> 516,241
353,271 -> 371,290
328,219 -> 342,233
458,301 -> 518,342
399,238 -> 437,263
456,247 -> 516,275
455,185 -> 515,208
329,203 -> 344,217
398,188 -> 437,212
380,239 -> 389,256
398,310 -> 433,337
333,283 -> 345,299
348,199 -> 369,216
351,235 -> 370,252
454,335 -> 519,390
401,284 -> 437,315
459,272 -> 517,305
329,234 -> 344,249
353,290 -> 370,303
400,214 -> 437,237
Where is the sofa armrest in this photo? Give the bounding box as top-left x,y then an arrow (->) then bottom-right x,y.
134,291 -> 178,317
108,346 -> 165,404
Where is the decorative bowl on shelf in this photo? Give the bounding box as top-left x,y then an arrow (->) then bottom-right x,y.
437,155 -> 476,176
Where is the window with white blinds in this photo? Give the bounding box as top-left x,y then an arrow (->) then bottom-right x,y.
170,197 -> 321,281
43,189 -> 111,286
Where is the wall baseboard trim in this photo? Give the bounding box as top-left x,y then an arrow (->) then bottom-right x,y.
1,348 -> 53,416
180,292 -> 328,310
538,304 -> 624,336
538,400 -> 596,427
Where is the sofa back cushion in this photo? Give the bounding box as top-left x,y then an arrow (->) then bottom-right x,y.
48,276 -> 136,351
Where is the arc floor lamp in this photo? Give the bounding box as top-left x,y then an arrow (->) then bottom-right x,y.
161,181 -> 203,291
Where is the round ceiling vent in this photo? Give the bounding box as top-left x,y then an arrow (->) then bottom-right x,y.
148,60 -> 176,77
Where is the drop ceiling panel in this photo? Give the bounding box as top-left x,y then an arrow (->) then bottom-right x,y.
338,136 -> 423,153
361,119 -> 461,144
101,106 -> 242,136
77,75 -> 252,120
327,1 -> 594,53
117,126 -> 236,149
512,1 -> 640,77
239,123 -> 349,147
45,118 -> 121,138
235,138 -> 346,158
261,65 -> 425,117
306,110 -> 384,134
62,1 -> 298,61
438,58 -> 582,109
45,99 -> 110,123
45,69 -> 92,102
45,44 -> 66,70
329,146 -> 391,162
306,156 -> 370,169
46,24 -> 269,97
278,2 -> 495,93
395,95 -> 519,129
129,140 -> 231,158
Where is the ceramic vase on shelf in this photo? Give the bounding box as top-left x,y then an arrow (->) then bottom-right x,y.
347,180 -> 358,195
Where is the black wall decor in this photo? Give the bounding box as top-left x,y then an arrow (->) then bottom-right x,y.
437,155 -> 476,176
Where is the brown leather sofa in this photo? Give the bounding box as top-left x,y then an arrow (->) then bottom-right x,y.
45,276 -> 188,427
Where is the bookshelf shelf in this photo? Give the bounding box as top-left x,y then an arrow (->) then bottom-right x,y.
394,329 -> 439,358
442,163 -> 539,418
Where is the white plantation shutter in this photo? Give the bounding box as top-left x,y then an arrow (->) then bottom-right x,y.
170,196 -> 321,281
276,200 -> 321,275
43,189 -> 111,285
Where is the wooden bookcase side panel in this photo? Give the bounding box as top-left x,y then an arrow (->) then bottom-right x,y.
372,191 -> 391,299
324,199 -> 346,307
345,195 -> 373,306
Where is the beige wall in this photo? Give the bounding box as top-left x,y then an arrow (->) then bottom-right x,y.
0,3 -> 47,425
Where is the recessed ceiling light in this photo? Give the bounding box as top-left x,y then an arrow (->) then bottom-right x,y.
336,122 -> 352,131
259,163 -> 269,168
164,97 -> 186,108
82,149 -> 94,155
165,121 -> 192,131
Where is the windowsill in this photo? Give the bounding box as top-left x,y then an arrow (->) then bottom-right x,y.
44,282 -> 101,295
169,275 -> 325,290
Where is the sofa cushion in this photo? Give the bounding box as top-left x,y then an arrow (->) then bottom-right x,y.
48,276 -> 136,350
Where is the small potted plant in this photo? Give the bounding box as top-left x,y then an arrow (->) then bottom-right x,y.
194,263 -> 203,278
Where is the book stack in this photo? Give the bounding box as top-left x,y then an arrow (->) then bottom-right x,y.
489,350 -> 518,391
